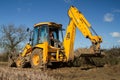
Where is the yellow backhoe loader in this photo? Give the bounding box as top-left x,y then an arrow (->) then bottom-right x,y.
8,6 -> 103,68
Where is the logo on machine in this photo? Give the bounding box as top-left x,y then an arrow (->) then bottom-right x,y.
66,32 -> 70,39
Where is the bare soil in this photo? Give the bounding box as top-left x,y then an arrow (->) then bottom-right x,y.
0,62 -> 120,80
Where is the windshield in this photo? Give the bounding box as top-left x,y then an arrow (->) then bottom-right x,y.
32,25 -> 48,46
39,25 -> 48,43
32,27 -> 38,46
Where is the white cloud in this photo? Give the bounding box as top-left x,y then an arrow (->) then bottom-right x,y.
104,13 -> 114,22
110,32 -> 120,38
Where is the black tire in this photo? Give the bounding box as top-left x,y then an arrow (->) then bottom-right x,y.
8,58 -> 16,67
8,55 -> 16,67
30,48 -> 44,69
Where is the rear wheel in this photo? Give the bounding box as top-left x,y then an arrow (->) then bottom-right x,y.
30,49 -> 44,69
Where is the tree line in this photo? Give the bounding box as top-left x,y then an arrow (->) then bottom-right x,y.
0,24 -> 28,61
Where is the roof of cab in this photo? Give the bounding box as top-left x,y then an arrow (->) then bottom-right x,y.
34,22 -> 62,28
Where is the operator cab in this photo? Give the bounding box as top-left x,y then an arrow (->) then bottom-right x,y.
32,22 -> 62,47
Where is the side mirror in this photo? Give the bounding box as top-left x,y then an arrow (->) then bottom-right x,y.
27,28 -> 30,32
29,38 -> 32,41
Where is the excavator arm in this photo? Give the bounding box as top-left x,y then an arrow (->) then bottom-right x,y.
63,6 -> 102,61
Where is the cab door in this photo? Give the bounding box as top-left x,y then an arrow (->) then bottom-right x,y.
32,25 -> 49,46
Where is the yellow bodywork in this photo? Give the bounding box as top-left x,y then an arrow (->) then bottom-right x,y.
35,42 -> 48,64
67,6 -> 102,43
34,22 -> 62,28
32,53 -> 40,66
15,6 -> 103,68
16,43 -> 32,67
16,58 -> 21,67
27,6 -> 102,63
21,43 -> 32,57
63,6 -> 102,61
63,21 -> 76,61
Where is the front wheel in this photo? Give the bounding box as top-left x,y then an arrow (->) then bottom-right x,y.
16,57 -> 26,68
30,49 -> 45,69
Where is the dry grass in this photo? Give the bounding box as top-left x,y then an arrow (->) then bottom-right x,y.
104,47 -> 120,65
47,64 -> 120,80
0,66 -> 55,80
0,60 -> 120,80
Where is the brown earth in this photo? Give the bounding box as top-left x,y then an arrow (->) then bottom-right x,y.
0,62 -> 120,80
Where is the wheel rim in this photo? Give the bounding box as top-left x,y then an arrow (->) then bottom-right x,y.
16,59 -> 21,67
32,54 -> 40,66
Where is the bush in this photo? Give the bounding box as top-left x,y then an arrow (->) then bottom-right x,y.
104,47 -> 120,65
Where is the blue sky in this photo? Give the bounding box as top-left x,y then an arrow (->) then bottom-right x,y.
0,0 -> 120,49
